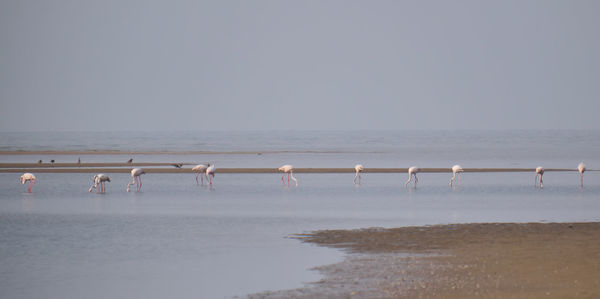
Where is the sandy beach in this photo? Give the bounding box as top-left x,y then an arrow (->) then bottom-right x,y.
250,222 -> 600,298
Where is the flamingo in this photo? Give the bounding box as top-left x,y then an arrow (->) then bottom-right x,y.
206,164 -> 216,186
353,164 -> 364,185
89,174 -> 111,193
279,164 -> 298,187
126,168 -> 145,192
535,166 -> 544,188
449,164 -> 463,187
192,163 -> 210,185
578,162 -> 586,187
405,166 -> 419,188
20,173 -> 36,193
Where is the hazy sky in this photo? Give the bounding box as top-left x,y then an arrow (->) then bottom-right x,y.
1,0 -> 599,131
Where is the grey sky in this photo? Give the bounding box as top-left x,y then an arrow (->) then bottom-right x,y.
1,0 -> 599,131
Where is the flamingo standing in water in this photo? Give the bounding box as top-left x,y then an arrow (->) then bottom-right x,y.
353,164 -> 364,185
535,167 -> 544,188
405,166 -> 419,188
192,163 -> 210,185
89,174 -> 111,193
279,164 -> 298,187
20,173 -> 36,193
126,168 -> 145,192
578,162 -> 586,187
206,164 -> 215,186
449,164 -> 463,187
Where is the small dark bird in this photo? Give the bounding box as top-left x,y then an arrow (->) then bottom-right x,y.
127,158 -> 133,164
78,157 -> 81,165
50,160 -> 55,165
172,163 -> 183,169
38,160 -> 42,164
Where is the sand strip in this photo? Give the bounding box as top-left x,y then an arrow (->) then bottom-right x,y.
0,150 -> 362,155
250,222 -> 600,298
0,164 -> 578,173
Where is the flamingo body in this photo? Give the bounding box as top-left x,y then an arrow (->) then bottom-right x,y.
206,164 -> 216,186
20,173 -> 36,193
354,164 -> 364,185
449,164 -> 463,187
89,174 -> 111,193
192,163 -> 210,185
578,162 -> 586,187
126,168 -> 146,192
535,166 -> 544,188
279,164 -> 298,186
405,166 -> 420,188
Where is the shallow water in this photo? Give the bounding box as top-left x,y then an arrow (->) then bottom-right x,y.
1,130 -> 599,298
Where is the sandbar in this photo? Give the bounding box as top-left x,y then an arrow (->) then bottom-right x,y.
250,222 -> 600,298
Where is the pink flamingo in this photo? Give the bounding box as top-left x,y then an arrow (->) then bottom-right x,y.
89,174 -> 111,193
279,164 -> 298,187
206,164 -> 215,186
534,167 -> 544,188
20,173 -> 36,193
578,162 -> 586,187
405,166 -> 419,188
354,164 -> 364,185
449,164 -> 463,187
192,163 -> 210,185
126,168 -> 145,192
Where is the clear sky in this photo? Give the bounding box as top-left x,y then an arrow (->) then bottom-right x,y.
1,0 -> 599,132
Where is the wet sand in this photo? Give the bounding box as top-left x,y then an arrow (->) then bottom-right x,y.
250,222 -> 600,298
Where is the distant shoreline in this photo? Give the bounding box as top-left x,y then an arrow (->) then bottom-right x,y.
0,150 -> 373,155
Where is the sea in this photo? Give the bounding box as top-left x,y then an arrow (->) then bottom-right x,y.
0,130 -> 599,299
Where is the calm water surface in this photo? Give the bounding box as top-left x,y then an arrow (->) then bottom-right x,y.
1,130 -> 599,298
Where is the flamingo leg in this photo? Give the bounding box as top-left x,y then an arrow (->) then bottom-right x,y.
405,176 -> 412,188
414,174 -> 418,188
581,173 -> 584,188
290,171 -> 298,187
195,173 -> 200,185
540,174 -> 543,188
138,176 -> 142,191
